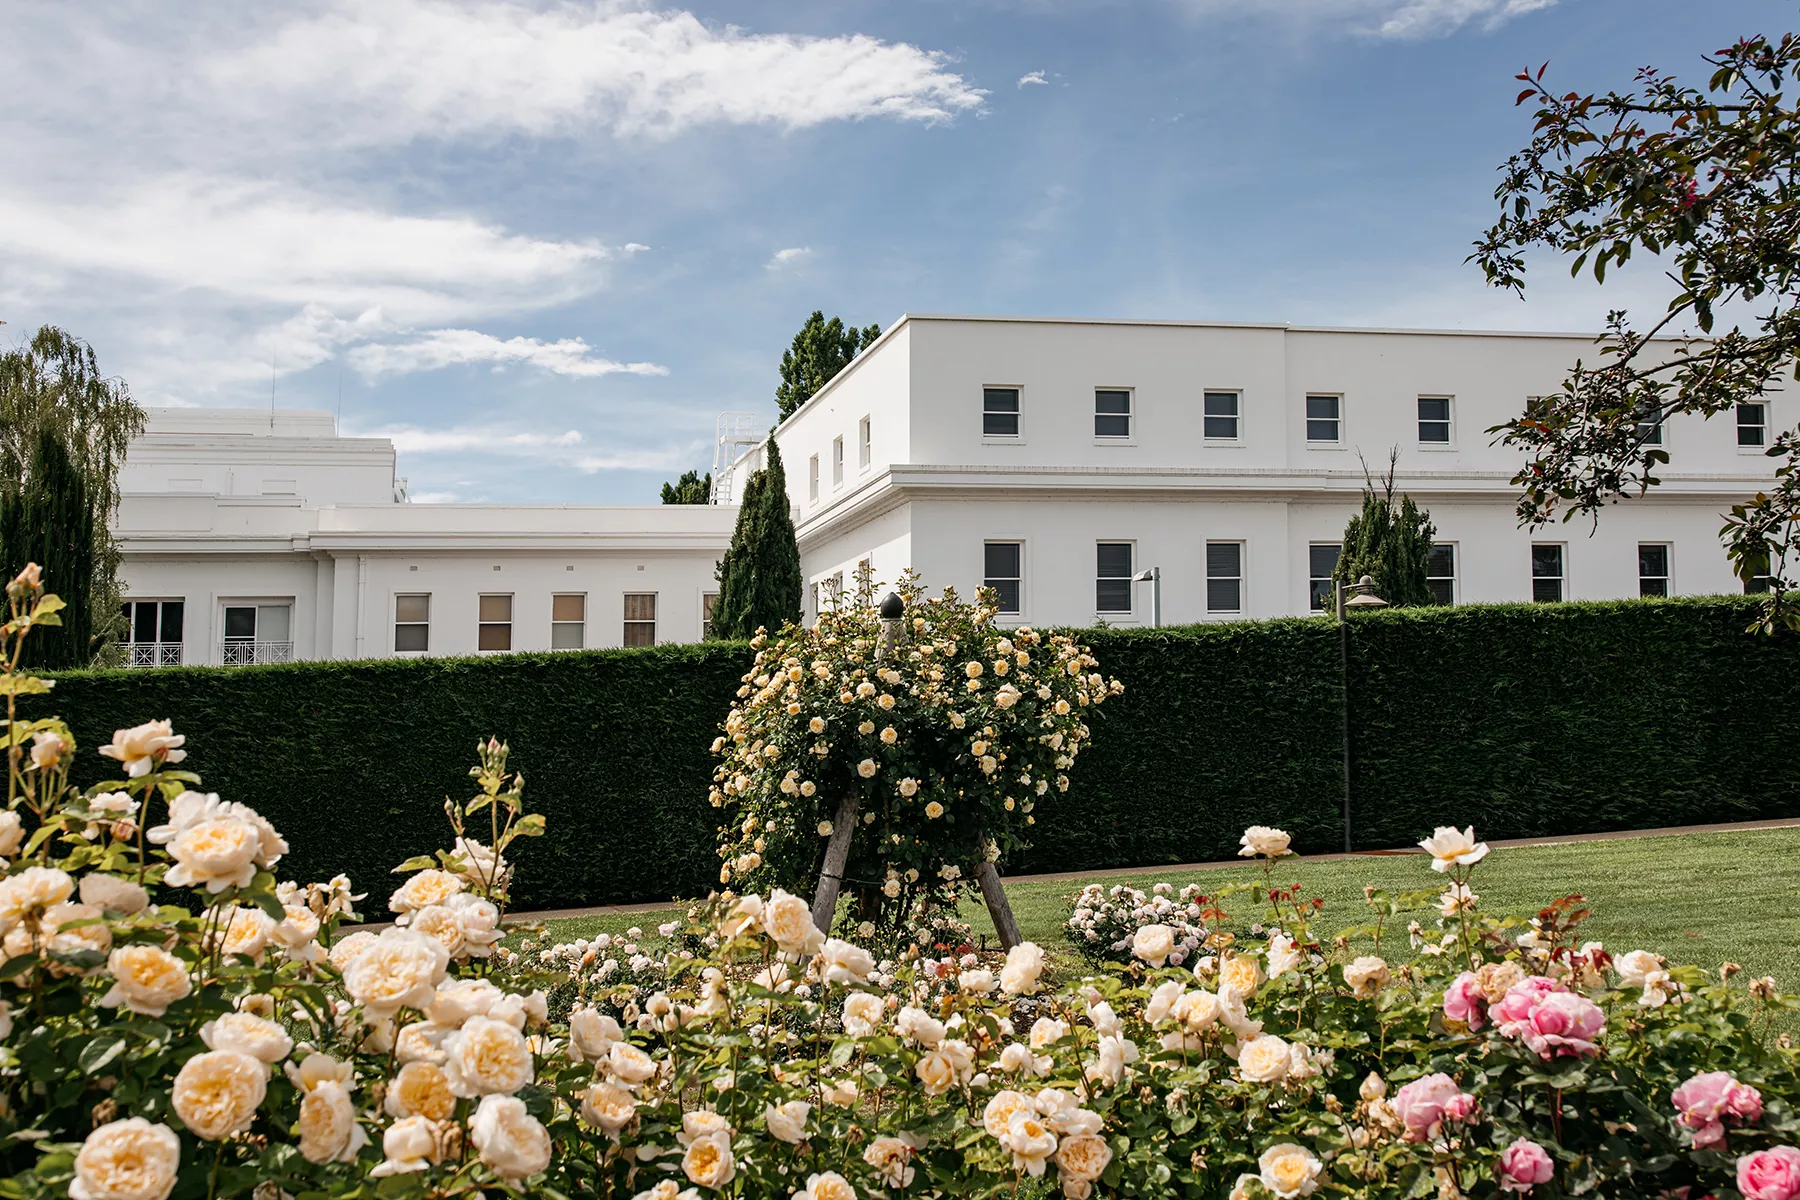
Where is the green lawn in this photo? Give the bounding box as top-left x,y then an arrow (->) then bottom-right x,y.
538,826 -> 1800,985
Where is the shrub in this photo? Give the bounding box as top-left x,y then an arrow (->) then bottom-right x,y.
1063,880 -> 1212,964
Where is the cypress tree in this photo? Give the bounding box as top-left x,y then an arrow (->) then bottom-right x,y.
1332,453 -> 1437,608
711,441 -> 802,638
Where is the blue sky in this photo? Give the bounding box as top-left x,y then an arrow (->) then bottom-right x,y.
0,0 -> 1789,503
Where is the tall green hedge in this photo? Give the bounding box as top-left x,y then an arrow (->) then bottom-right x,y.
32,597 -> 1799,910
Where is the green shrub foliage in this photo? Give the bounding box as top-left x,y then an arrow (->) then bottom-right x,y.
36,597 -> 1800,909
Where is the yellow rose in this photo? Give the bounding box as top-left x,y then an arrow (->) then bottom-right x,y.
171,1050 -> 266,1140
99,945 -> 192,1017
389,869 -> 465,915
165,820 -> 262,893
797,1172 -> 855,1200
0,866 -> 73,931
924,802 -> 944,819
680,1131 -> 736,1189
1236,1034 -> 1293,1084
386,1061 -> 456,1121
72,1119 -> 180,1200
297,1080 -> 365,1164
1220,953 -> 1263,999
443,1016 -> 534,1097
1257,1143 -> 1323,1198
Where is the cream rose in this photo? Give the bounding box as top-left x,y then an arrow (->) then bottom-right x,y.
1267,933 -> 1302,979
72,1119 -> 181,1200
443,1015 -> 534,1096
1236,1034 -> 1293,1083
389,869 -> 465,915
914,1047 -> 961,1096
327,930 -> 377,972
164,819 -> 262,893
1055,1133 -> 1114,1184
1237,825 -> 1293,859
795,1171 -> 855,1200
470,1094 -> 552,1180
215,907 -> 276,964
385,1060 -> 456,1121
1417,826 -> 1489,872
99,945 -> 192,1018
171,1050 -> 266,1140
718,895 -> 763,938
764,1099 -> 810,1144
79,874 -> 150,915
1258,1143 -> 1324,1198
369,1115 -> 441,1177
841,991 -> 884,1037
286,1052 -> 354,1094
199,1013 -> 293,1067
341,928 -> 448,1016
680,1131 -> 736,1190
1220,954 -> 1263,999
1001,942 -> 1047,995
608,1041 -> 657,1085
1343,956 -> 1391,999
394,1020 -> 455,1066
1131,924 -> 1176,967
297,1080 -> 366,1164
634,1184 -> 700,1200
762,890 -> 824,955
98,720 -> 186,778
426,977 -> 502,1026
1002,1111 -> 1059,1176
569,1008 -> 625,1062
820,938 -> 875,985
0,865 -> 73,931
580,1081 -> 639,1134
984,1090 -> 1036,1138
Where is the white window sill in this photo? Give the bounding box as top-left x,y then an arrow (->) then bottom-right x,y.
982,437 -> 1026,446
1093,438 -> 1136,447
1203,438 -> 1245,447
1416,444 -> 1459,452
1738,445 -> 1771,454
1305,442 -> 1347,451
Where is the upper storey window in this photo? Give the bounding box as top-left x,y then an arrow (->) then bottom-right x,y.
1203,392 -> 1240,441
983,388 -> 1020,438
1739,402 -> 1767,447
1305,395 -> 1341,443
1094,389 -> 1132,439
1418,397 -> 1453,445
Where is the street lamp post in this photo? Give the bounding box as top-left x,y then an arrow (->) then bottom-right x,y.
1132,567 -> 1161,628
1337,574 -> 1387,854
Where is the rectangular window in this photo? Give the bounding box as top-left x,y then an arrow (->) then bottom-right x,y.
623,593 -> 657,647
221,603 -> 293,665
983,541 -> 1023,615
1638,544 -> 1670,598
1095,542 -> 1133,613
478,594 -> 512,651
1531,545 -> 1564,603
120,599 -> 184,667
1745,552 -> 1777,595
1206,542 -> 1243,613
551,593 -> 586,649
858,416 -> 871,468
394,593 -> 430,652
832,436 -> 844,486
1739,402 -> 1768,447
261,478 -> 297,496
1203,391 -> 1240,440
1305,394 -> 1341,443
1634,402 -> 1664,446
1427,544 -> 1457,605
1418,396 -> 1453,444
808,454 -> 820,501
702,591 -> 719,639
1308,544 -> 1341,612
983,387 -> 1020,438
1094,389 -> 1132,439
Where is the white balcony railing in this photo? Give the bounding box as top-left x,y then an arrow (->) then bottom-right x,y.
219,640 -> 295,667
122,642 -> 183,668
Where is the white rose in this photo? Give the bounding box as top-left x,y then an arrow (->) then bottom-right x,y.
385,1060 -> 456,1121
1029,1017 -> 1070,1050
1343,956 -> 1390,1000
1001,1110 -> 1059,1176
580,1082 -> 638,1135
1000,942 -> 1046,995
1131,924 -> 1175,967
442,1015 -> 534,1096
764,1099 -> 810,1144
0,865 -> 73,931
199,1013 -> 293,1067
369,1114 -> 441,1177
608,1041 -> 656,1085
0,810 -> 24,860
984,1089 -> 1036,1137
389,870 -> 464,915
164,819 -> 262,893
341,929 -> 448,1017
820,938 -> 875,985
72,1119 -> 181,1200
170,1050 -> 266,1140
1144,980 -> 1184,1026
1267,933 -> 1302,979
914,1047 -> 961,1095
960,969 -> 998,995
394,1020 -> 456,1065
1085,1035 -> 1138,1087
79,874 -> 149,915
469,1094 -> 551,1180
297,1080 -> 366,1165
1055,1132 -> 1113,1184
1237,826 -> 1293,859
862,1137 -> 917,1189
679,1110 -> 732,1147
99,945 -> 192,1017
98,720 -> 186,777
327,930 -> 377,973
763,890 -> 825,955
1235,1034 -> 1293,1083
1258,1142 -> 1324,1198
841,992 -> 884,1038
634,1184 -> 701,1200
896,1006 -> 946,1047
718,895 -> 763,938
1417,826 -> 1489,873
1614,949 -> 1663,988
795,1171 -> 855,1200
569,1008 -> 624,1062
680,1130 -> 735,1190
286,1052 -> 355,1095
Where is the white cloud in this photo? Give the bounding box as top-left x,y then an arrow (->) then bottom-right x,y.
1017,71 -> 1048,87
376,426 -> 587,454
195,0 -> 987,145
345,329 -> 669,380
1181,0 -> 1556,38
406,490 -> 467,504
356,421 -> 701,475
766,246 -> 813,269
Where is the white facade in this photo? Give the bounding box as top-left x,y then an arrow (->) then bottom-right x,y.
115,409 -> 737,667
722,315 -> 1784,626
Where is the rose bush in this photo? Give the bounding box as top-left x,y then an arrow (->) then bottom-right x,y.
4,565 -> 1800,1200
709,569 -> 1119,939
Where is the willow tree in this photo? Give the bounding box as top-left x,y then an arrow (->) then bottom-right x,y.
0,430 -> 95,668
0,326 -> 144,664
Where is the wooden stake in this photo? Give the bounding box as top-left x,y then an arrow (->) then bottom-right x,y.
973,848 -> 1021,950
810,792 -> 862,935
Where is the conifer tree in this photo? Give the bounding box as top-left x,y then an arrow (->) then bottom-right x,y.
659,470 -> 711,504
711,441 -> 802,638
1332,452 -> 1437,607
775,312 -> 880,421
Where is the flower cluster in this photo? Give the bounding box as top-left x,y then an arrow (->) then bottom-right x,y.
710,569 -> 1119,937
1064,880 -> 1214,963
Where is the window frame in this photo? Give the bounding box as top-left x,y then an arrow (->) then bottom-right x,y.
1094,541 -> 1135,615
832,436 -> 845,488
1307,544 -> 1341,612
120,599 -> 185,667
394,592 -> 431,654
1202,390 -> 1242,444
1304,393 -> 1343,446
1738,402 -> 1769,449
1637,544 -> 1671,598
982,386 -> 1023,442
1205,540 -> 1245,615
1093,388 -> 1134,442
551,592 -> 586,650
1426,543 -> 1457,606
1530,543 -> 1565,603
623,592 -> 658,648
857,415 -> 872,470
808,454 -> 820,502
701,590 -> 719,639
1417,395 -> 1455,448
477,593 -> 513,652
982,540 -> 1025,617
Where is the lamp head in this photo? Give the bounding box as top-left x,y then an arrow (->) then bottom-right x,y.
1132,568 -> 1156,582
1344,574 -> 1389,609
877,591 -> 905,620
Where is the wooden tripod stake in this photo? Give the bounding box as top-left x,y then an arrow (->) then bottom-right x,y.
808,593 -> 1022,949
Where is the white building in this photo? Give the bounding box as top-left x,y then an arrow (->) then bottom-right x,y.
115,409 -> 736,667
720,314 -> 1783,627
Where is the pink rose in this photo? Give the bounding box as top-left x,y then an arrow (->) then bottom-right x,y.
1673,1072 -> 1764,1148
1444,972 -> 1487,1031
1495,978 -> 1604,1059
1498,1138 -> 1553,1194
1738,1146 -> 1800,1200
1392,1073 -> 1473,1143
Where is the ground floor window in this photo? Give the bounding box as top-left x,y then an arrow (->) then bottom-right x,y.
121,599 -> 184,667
221,602 -> 293,665
624,593 -> 657,647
